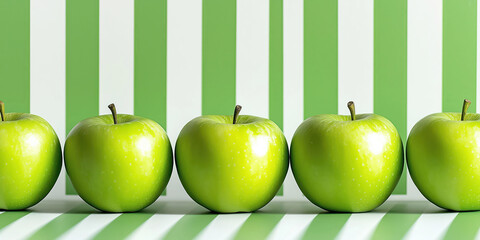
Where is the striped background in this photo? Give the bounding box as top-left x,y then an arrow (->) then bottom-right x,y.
0,0 -> 478,201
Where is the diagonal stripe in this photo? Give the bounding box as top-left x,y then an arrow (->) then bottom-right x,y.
92,213 -> 154,240
126,214 -> 183,240
27,205 -> 94,240
444,212 -> 480,240
301,213 -> 351,239
373,0 -> 407,195
336,212 -> 386,240
370,202 -> 427,240
0,0 -> 30,114
0,212 -> 60,239
65,0 -> 99,195
196,213 -> 250,240
202,0 -> 236,115
266,214 -> 316,240
58,213 -> 121,240
404,205 -> 457,240
443,0 -> 477,113
233,214 -> 284,240
0,212 -> 30,230
303,0 -> 338,118
162,214 -> 217,240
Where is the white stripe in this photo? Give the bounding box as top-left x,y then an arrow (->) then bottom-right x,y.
99,0 -> 134,115
0,213 -> 60,240
283,0 -> 305,201
337,0 -> 373,115
195,214 -> 250,240
165,0 -> 202,200
126,214 -> 184,240
58,213 -> 121,240
30,0 -> 66,200
336,213 -> 385,240
405,0 -> 442,200
266,214 -> 316,240
235,0 -> 269,118
404,212 -> 457,240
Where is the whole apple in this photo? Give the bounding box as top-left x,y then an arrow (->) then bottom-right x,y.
175,105 -> 288,213
290,101 -> 404,212
407,99 -> 480,211
64,104 -> 172,212
0,101 -> 62,210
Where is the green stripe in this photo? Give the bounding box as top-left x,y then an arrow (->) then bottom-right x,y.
163,214 -> 217,240
0,212 -> 29,229
442,0 -> 477,112
0,0 -> 30,113
443,212 -> 480,240
134,0 -> 167,128
301,213 -> 350,239
370,202 -> 427,240
27,205 -> 94,240
65,0 -> 99,195
202,0 -> 236,115
303,0 -> 337,118
233,214 -> 284,240
92,213 -> 154,240
373,0 -> 407,194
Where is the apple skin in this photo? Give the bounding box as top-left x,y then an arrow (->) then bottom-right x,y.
64,114 -> 172,212
291,114 -> 404,212
175,115 -> 288,213
407,113 -> 480,211
0,113 -> 62,210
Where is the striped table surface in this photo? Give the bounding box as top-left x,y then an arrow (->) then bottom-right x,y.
0,200 -> 475,240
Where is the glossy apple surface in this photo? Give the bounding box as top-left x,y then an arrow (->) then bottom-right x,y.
175,113 -> 288,213
291,111 -> 403,212
64,109 -> 172,212
407,109 -> 480,211
0,111 -> 62,210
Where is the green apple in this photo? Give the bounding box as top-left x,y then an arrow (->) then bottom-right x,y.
0,101 -> 62,210
407,99 -> 480,211
175,105 -> 288,213
291,101 -> 404,212
64,104 -> 172,212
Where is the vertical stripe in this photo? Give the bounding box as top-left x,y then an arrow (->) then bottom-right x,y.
266,214 -> 316,240
336,213 -> 386,240
65,0 -> 99,195
283,0 -> 304,200
233,214 -> 284,240
301,213 -> 351,239
370,202 -> 427,240
162,214 -> 217,240
126,215 -> 183,240
337,0 -> 373,115
30,0 -> 66,199
0,212 -> 29,230
165,0 -> 202,200
478,0 -> 480,113
134,0 -> 167,127
202,0 -> 236,115
406,0 -> 442,198
303,0 -> 337,118
196,214 -> 250,240
269,0 -> 283,130
444,212 -> 480,240
0,0 -> 30,113
58,214 -> 121,240
373,0 -> 407,195
99,0 -> 134,115
92,213 -> 153,239
0,213 -> 60,239
236,0 -> 269,118
443,0 -> 477,112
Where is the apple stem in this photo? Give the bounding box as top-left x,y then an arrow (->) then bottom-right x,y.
233,105 -> 242,124
0,101 -> 4,121
461,99 -> 471,121
347,101 -> 356,121
108,103 -> 118,124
